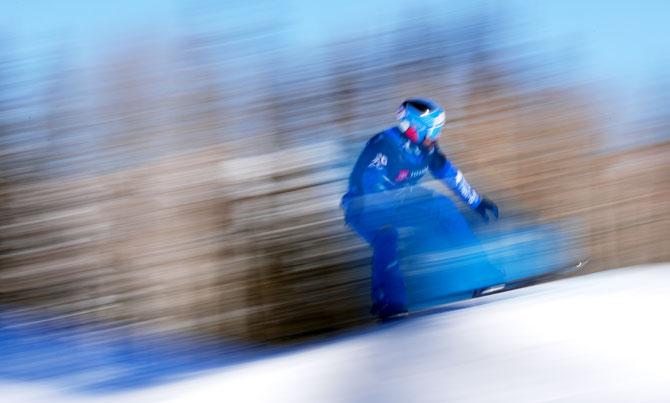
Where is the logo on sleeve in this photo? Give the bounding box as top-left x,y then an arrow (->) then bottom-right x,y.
369,153 -> 388,169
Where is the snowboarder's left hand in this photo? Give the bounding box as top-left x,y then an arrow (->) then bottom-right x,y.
475,197 -> 499,223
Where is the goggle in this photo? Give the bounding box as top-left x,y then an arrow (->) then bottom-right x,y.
419,111 -> 445,141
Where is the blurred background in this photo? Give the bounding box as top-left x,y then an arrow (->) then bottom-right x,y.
0,0 -> 668,349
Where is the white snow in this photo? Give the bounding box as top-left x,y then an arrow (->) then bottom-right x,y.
4,264 -> 670,403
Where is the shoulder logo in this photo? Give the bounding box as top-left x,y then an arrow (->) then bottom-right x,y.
369,153 -> 388,169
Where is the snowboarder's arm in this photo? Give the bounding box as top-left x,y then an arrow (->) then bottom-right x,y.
429,150 -> 481,207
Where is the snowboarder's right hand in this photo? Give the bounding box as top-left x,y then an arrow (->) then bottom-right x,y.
475,197 -> 499,223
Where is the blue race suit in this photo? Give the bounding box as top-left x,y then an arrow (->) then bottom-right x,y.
341,126 -> 491,314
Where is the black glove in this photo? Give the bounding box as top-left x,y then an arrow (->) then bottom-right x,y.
475,197 -> 499,223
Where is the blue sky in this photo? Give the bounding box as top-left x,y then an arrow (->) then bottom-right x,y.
3,0 -> 667,81
510,0 -> 668,83
2,0 -> 668,147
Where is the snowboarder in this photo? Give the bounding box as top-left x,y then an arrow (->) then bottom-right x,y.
341,98 -> 500,319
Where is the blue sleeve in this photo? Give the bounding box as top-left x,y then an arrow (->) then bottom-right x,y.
429,148 -> 481,207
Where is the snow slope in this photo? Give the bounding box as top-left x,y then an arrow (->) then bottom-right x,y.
3,264 -> 670,403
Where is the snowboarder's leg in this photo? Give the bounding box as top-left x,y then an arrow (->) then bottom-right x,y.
344,201 -> 407,318
432,194 -> 477,244
370,226 -> 407,318
430,194 -> 506,286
